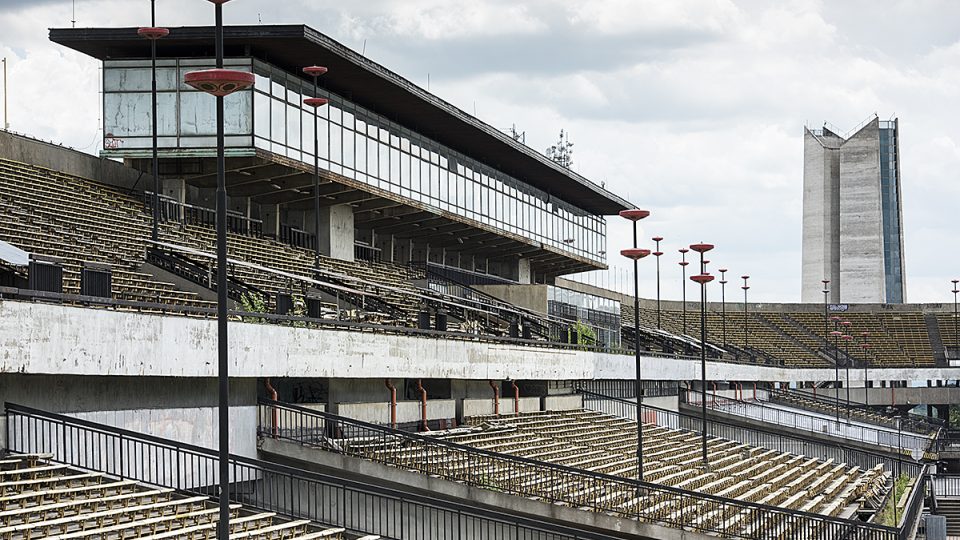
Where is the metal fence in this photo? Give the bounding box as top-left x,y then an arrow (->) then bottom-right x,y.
4,402 -> 624,540
256,399 -> 907,540
689,391 -> 934,453
775,389 -> 945,435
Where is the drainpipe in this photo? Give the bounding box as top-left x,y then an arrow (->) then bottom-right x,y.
384,379 -> 397,429
711,381 -> 717,406
264,378 -> 279,439
416,379 -> 429,431
753,383 -> 757,402
511,380 -> 520,416
489,380 -> 500,415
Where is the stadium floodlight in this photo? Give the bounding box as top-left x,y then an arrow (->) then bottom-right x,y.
651,236 -> 664,330
182,2 -> 255,540
302,66 -> 329,278
138,1 -> 169,243
690,271 -> 714,466
718,268 -> 728,347
618,207 -> 650,483
679,249 -> 690,334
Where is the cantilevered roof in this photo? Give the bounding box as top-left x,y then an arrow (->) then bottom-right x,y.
50,25 -> 633,215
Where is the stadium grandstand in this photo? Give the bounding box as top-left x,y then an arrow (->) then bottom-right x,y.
0,17 -> 959,540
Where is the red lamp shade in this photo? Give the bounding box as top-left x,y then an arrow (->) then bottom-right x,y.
841,321 -> 852,326
303,66 -> 329,78
830,331 -> 842,337
953,289 -> 959,294
741,285 -> 750,290
690,243 -> 714,253
304,97 -> 329,108
679,248 -> 689,254
652,236 -> 663,242
184,69 -> 254,97
653,251 -> 663,256
822,279 -> 830,284
679,261 -> 689,267
741,275 -> 750,280
861,331 -> 870,337
830,316 -> 841,322
137,27 -> 170,40
862,343 -> 872,349
621,248 -> 651,260
690,274 -> 714,284
842,335 -> 853,341
719,268 -> 728,273
619,209 -> 650,221
206,0 -> 233,3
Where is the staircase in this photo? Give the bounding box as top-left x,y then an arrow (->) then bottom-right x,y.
925,313 -> 948,365
936,497 -> 960,536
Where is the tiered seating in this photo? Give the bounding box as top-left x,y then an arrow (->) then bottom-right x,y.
0,452 -> 355,540
768,390 -> 935,435
331,409 -> 890,535
0,158 -> 213,309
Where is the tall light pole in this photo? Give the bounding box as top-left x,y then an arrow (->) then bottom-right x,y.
183,3 -> 255,539
829,316 -> 842,421
619,208 -> 650,483
652,236 -> 663,330
860,331 -> 871,406
741,275 -> 750,352
842,332 -> 853,418
138,3 -> 169,243
679,249 -> 689,335
718,268 -> 728,347
690,242 -> 714,466
2,57 -> 8,130
952,280 -> 959,359
303,66 -> 329,277
822,279 -> 830,359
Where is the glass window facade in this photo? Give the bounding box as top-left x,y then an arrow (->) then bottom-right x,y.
547,286 -> 620,348
249,59 -> 606,266
100,57 -> 608,266
878,121 -> 903,303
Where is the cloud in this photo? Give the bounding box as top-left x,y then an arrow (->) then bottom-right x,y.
1,0 -> 959,304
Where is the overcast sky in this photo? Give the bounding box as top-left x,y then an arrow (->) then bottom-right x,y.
1,0 -> 959,304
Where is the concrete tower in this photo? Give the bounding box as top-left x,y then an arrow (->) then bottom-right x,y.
801,116 -> 905,304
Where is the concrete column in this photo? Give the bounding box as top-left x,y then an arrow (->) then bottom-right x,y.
261,204 -> 280,238
374,233 -> 394,263
312,204 -> 355,262
161,177 -> 186,203
518,258 -> 532,284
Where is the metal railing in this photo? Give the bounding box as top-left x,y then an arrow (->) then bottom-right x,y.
581,391 -> 922,480
4,402 -> 623,540
772,388 -> 945,435
257,399 -> 905,540
146,247 -> 270,304
691,390 -> 935,453
145,192 -> 263,237
279,224 -> 315,251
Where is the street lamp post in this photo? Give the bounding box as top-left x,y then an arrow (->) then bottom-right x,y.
821,279 -> 830,359
842,332 -> 853,418
619,208 -> 651,483
829,316 -> 842,421
652,236 -> 663,330
741,276 -> 750,352
690,242 -> 714,467
952,280 -> 959,359
719,268 -> 728,347
861,331 -> 871,406
183,3 -> 255,540
679,249 -> 689,335
137,2 -> 169,243
302,66 -> 329,277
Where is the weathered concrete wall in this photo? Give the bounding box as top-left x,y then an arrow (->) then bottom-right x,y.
5,300 -> 960,385
543,394 -> 583,411
318,204 -> 355,262
801,128 -> 842,303
839,118 -> 886,303
333,399 -> 455,426
0,374 -> 257,458
461,396 -> 539,418
0,130 -> 145,192
473,284 -> 547,313
814,386 -> 960,407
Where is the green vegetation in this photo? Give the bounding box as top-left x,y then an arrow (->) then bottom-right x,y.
877,473 -> 911,526
239,292 -> 267,323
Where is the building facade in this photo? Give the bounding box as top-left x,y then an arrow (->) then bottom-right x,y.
801,116 -> 905,304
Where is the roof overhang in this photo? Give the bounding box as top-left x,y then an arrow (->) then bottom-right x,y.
50,24 -> 633,215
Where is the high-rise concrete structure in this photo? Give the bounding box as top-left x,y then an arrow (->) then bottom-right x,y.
801,116 -> 905,304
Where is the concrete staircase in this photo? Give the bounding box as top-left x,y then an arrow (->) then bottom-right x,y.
936,497 -> 960,536
925,313 -> 948,365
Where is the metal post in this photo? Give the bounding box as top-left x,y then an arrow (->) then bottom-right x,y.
953,280 -> 959,359
313,77 -> 320,277
631,222 -> 643,483
822,279 -> 830,357
653,237 -> 662,330
150,0 -> 159,243
833,319 -> 840,422
2,57 -> 8,130
679,249 -> 688,335
741,276 -> 749,351
844,336 -> 850,419
213,5 -> 229,540
699,275 -> 708,465
719,269 -> 727,347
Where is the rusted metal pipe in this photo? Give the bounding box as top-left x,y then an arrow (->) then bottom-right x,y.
416,379 -> 429,431
511,380 -> 520,416
711,381 -> 718,406
753,382 -> 757,402
384,379 -> 397,429
264,378 -> 279,439
488,380 -> 500,415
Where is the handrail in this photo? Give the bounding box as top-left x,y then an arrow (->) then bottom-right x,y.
694,390 -> 935,453
579,390 -> 921,477
773,388 -> 945,433
257,398 -> 902,540
4,402 -> 622,540
146,247 -> 270,303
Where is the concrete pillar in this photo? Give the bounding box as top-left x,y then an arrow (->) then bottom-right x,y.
161,177 -> 186,203
261,204 -> 280,238
308,204 -> 355,262
518,258 -> 532,284
374,233 -> 394,263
